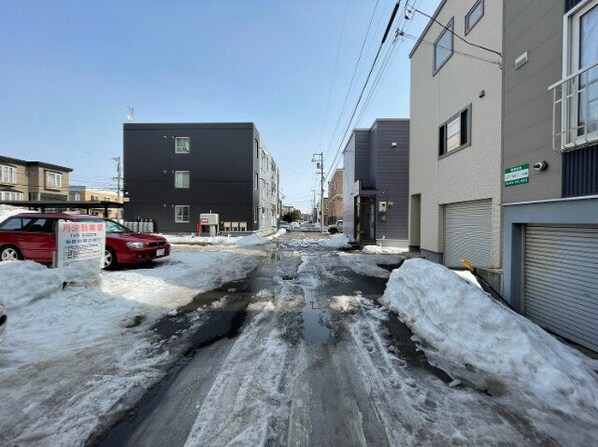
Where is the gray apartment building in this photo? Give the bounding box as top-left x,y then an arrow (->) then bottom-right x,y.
342,119 -> 409,245
408,0 -> 503,269
123,123 -> 279,233
502,0 -> 598,352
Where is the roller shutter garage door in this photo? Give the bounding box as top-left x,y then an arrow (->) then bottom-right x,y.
525,225 -> 598,352
444,200 -> 492,268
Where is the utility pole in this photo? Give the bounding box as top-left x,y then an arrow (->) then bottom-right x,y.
312,153 -> 324,231
112,156 -> 123,220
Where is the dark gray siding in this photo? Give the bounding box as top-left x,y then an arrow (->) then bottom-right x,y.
124,123 -> 256,232
502,0 -> 563,203
563,144 -> 598,196
355,131 -> 372,188
373,120 -> 410,240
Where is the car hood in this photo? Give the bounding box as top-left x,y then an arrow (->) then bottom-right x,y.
107,232 -> 169,244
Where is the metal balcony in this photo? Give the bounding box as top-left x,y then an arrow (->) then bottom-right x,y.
549,60 -> 598,152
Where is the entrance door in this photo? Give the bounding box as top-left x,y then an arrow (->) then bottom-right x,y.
359,196 -> 376,242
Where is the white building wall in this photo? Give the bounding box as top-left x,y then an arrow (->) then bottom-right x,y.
409,0 -> 503,267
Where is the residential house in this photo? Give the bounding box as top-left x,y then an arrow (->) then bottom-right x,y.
408,0 -> 503,268
123,123 -> 279,233
343,119 -> 410,246
69,186 -> 122,219
502,0 -> 598,352
0,155 -> 72,202
327,169 -> 343,225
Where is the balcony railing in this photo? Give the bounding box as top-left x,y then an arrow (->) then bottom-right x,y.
549,60 -> 598,152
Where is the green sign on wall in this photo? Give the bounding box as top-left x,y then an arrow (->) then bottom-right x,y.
504,164 -> 529,187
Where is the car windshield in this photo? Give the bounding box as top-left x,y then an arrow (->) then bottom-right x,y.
104,220 -> 131,233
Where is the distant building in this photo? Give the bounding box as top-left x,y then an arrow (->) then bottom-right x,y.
123,123 -> 279,233
327,169 -> 343,225
69,186 -> 121,219
343,119 -> 410,245
0,155 -> 72,202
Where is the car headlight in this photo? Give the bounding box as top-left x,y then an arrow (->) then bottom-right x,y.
126,242 -> 145,249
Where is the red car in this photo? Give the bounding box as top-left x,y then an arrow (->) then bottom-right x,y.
0,213 -> 170,269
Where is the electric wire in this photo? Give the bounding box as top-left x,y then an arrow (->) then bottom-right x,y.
316,0 -> 350,154
412,8 -> 502,57
323,0 -> 382,163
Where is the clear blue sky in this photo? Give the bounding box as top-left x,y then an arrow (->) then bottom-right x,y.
0,0 -> 438,213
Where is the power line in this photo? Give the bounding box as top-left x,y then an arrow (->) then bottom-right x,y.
316,0 -> 350,154
412,8 -> 502,58
326,1 -> 402,181
323,0 -> 382,163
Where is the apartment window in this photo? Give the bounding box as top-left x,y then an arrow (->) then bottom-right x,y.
465,0 -> 484,35
434,18 -> 454,74
254,172 -> 259,191
439,105 -> 471,156
175,171 -> 190,188
255,139 -> 259,159
0,165 -> 17,184
574,2 -> 598,136
175,205 -> 190,223
74,192 -> 81,201
0,191 -> 23,201
175,137 -> 190,154
91,195 -> 99,201
46,171 -> 62,189
254,205 -> 258,223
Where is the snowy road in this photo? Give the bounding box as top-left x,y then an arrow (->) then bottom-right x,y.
91,234 -> 556,447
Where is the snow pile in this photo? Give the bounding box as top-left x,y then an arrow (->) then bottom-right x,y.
380,259 -> 598,425
0,204 -> 30,222
0,249 -> 260,446
165,233 -> 274,246
321,234 -> 351,249
329,294 -> 362,312
362,245 -> 408,254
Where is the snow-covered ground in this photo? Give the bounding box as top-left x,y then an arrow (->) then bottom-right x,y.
0,247 -> 264,446
380,258 -> 598,445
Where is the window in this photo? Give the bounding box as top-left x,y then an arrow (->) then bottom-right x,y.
74,192 -> 81,201
439,105 -> 471,156
175,137 -> 190,153
434,18 -> 454,74
255,139 -> 259,159
175,205 -> 190,223
254,172 -> 259,191
254,205 -> 258,223
0,165 -> 17,184
91,195 -> 100,201
576,3 -> 598,135
465,0 -> 484,35
554,1 -> 598,149
0,191 -> 23,201
175,171 -> 190,188
46,171 -> 62,189
0,217 -> 32,231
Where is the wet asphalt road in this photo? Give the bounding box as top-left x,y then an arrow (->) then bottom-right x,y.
88,232 -> 555,447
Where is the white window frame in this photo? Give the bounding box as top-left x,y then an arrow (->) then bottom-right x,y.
175,137 -> 191,154
465,0 -> 484,35
46,171 -> 62,189
0,165 -> 17,184
433,18 -> 454,75
175,205 -> 190,223
174,170 -> 190,189
562,0 -> 598,146
0,191 -> 23,201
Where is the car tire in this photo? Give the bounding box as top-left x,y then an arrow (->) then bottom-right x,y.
329,228 -> 338,234
0,245 -> 22,262
104,248 -> 117,270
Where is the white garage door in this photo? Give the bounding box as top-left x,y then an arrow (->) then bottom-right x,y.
525,225 -> 598,352
444,200 -> 492,268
